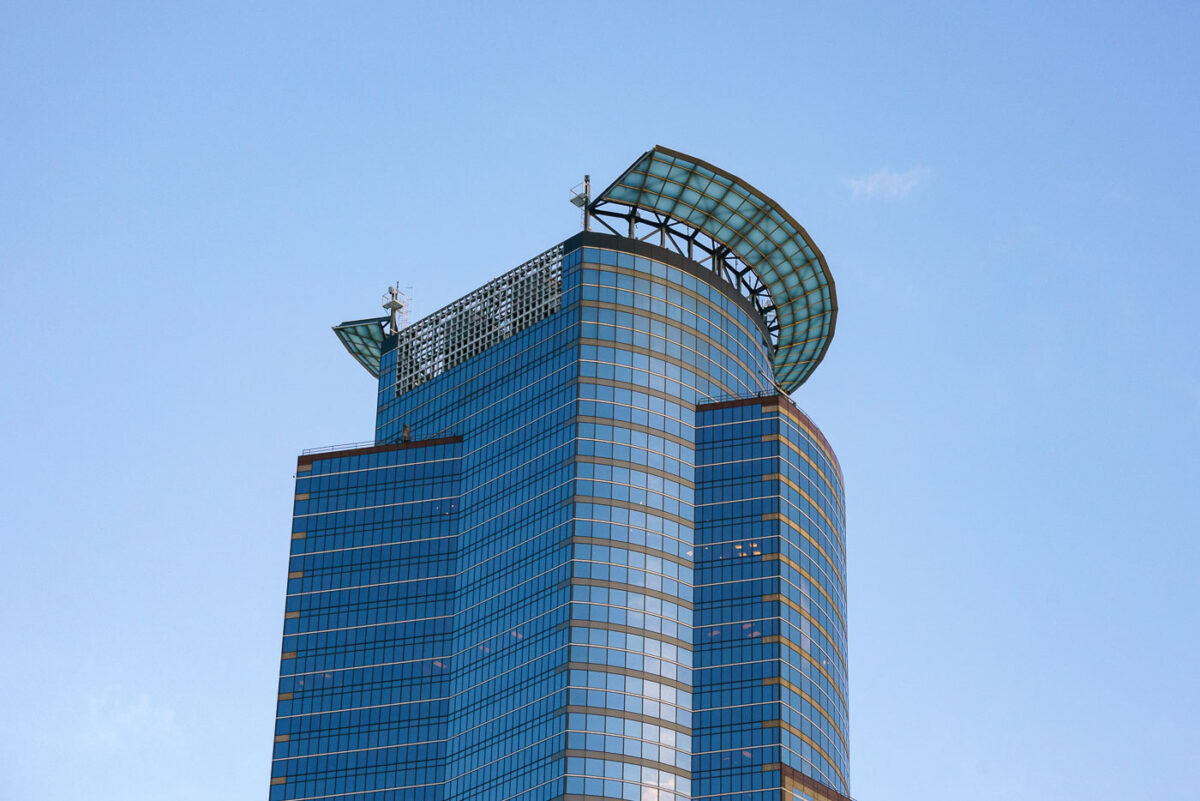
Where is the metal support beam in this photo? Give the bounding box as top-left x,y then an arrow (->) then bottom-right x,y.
588,198 -> 782,348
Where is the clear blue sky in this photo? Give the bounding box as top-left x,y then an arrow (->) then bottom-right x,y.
2,2 -> 1197,799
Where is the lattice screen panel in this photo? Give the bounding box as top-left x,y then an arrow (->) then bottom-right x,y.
394,245 -> 563,396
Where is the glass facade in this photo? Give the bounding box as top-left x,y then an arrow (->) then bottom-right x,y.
272,201 -> 847,801
694,398 -> 847,801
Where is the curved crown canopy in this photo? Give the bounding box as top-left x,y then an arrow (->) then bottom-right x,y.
591,146 -> 837,393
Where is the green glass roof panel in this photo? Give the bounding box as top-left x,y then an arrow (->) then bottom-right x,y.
595,146 -> 837,392
333,317 -> 387,377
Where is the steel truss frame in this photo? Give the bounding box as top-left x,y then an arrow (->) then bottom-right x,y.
588,199 -> 780,348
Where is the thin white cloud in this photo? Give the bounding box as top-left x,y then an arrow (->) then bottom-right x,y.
84,686 -> 175,747
846,166 -> 930,200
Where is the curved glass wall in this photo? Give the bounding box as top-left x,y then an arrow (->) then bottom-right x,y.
564,240 -> 775,801
694,397 -> 848,799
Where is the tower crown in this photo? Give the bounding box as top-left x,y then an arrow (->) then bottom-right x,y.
333,146 -> 837,394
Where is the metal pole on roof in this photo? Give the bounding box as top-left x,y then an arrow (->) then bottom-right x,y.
583,175 -> 591,232
571,175 -> 591,231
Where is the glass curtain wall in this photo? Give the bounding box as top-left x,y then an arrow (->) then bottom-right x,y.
270,233 -> 847,801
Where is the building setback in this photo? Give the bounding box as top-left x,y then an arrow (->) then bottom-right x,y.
270,147 -> 848,801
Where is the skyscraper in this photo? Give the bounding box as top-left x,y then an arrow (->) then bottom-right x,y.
270,147 -> 847,801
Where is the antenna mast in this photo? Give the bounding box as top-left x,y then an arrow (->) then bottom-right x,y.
383,283 -> 410,335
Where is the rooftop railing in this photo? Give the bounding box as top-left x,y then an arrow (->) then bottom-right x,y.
300,439 -> 377,456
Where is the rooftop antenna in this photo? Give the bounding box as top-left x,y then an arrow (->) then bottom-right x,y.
383,283 -> 410,335
569,174 -> 591,231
